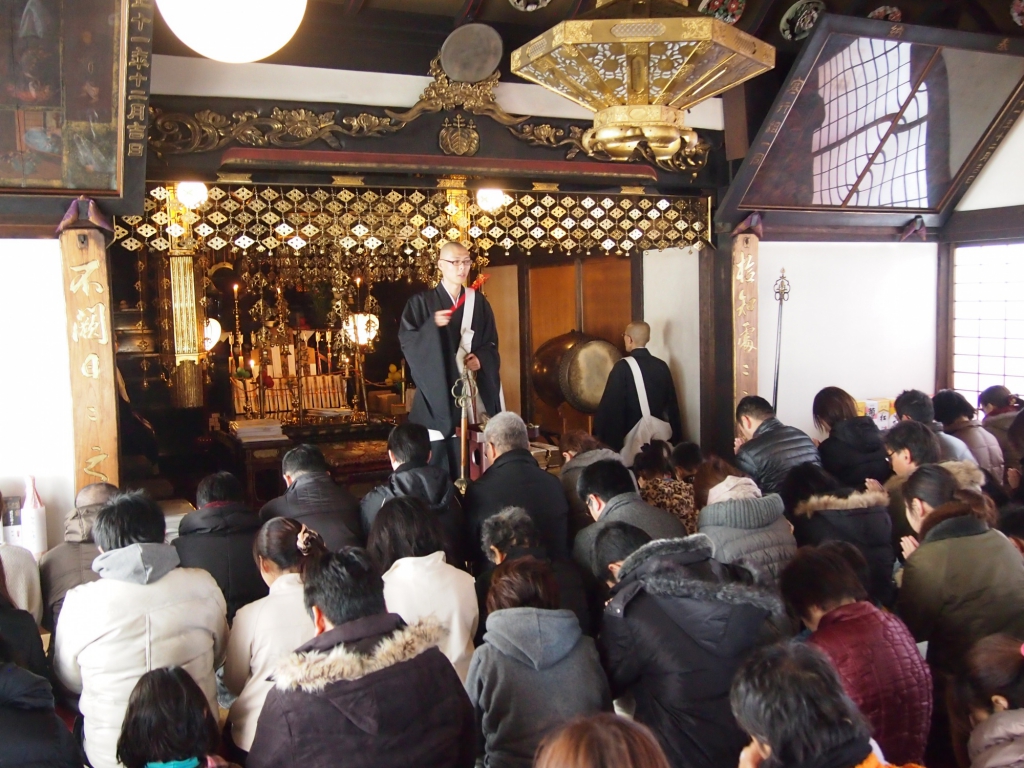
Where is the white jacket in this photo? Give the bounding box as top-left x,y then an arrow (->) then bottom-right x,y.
0,543 -> 42,624
224,572 -> 315,751
382,551 -> 478,681
54,544 -> 227,768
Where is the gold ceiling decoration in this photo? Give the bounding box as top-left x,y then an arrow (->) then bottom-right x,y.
511,0 -> 774,163
147,46 -> 717,175
113,183 -> 713,281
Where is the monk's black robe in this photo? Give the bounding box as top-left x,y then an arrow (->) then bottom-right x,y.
399,283 -> 502,444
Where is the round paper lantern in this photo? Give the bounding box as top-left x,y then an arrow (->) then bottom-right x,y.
156,0 -> 308,63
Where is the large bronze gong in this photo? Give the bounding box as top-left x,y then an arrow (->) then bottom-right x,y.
532,331 -> 621,414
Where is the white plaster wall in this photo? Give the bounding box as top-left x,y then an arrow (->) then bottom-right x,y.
757,242 -> 938,439
643,247 -> 701,443
956,114 -> 1024,211
0,239 -> 76,550
149,55 -> 726,130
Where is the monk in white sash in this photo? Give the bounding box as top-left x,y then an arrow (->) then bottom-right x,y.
399,242 -> 502,478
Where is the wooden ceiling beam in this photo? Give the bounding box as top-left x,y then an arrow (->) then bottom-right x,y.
456,0 -> 488,26
343,0 -> 367,15
567,0 -> 589,19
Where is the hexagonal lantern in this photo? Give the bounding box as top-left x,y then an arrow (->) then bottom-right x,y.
511,0 -> 775,162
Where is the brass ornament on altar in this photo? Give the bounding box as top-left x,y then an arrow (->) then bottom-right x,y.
510,0 -> 774,166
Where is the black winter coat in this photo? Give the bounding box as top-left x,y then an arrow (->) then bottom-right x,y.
818,417 -> 891,490
248,613 -> 475,768
0,662 -> 83,768
735,418 -> 820,495
475,545 -> 595,642
464,449 -> 570,568
260,472 -> 362,551
594,348 -> 682,452
360,462 -> 466,566
173,502 -> 268,621
792,489 -> 896,607
0,605 -> 48,680
600,537 -> 783,768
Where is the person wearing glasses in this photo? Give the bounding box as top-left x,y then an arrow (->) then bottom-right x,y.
399,241 -> 502,479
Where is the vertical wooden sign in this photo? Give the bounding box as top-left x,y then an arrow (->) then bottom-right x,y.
732,235 -> 759,412
60,226 -> 120,490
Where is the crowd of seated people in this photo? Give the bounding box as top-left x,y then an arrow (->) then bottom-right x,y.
1,386 -> 1022,768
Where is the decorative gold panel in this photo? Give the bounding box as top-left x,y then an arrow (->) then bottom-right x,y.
115,184 -> 713,286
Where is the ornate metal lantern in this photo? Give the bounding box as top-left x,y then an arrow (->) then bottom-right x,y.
511,0 -> 774,163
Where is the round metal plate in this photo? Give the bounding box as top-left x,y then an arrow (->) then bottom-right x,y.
560,339 -> 621,413
440,24 -> 504,83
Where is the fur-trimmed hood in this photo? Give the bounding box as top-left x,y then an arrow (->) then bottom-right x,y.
941,460 -> 985,491
794,489 -> 889,517
614,536 -> 783,615
273,620 -> 444,693
608,536 -> 783,657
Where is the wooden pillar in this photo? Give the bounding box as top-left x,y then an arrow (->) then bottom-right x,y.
699,239 -> 735,459
59,226 -> 119,489
732,235 -> 759,410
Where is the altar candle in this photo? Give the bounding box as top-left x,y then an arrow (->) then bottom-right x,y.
288,345 -> 297,377
271,346 -> 283,379
343,355 -> 350,378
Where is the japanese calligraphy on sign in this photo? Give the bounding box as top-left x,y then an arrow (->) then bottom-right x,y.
60,226 -> 120,492
732,235 -> 759,407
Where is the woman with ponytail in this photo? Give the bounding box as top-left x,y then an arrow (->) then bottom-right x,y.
222,518 -> 327,760
960,634 -> 1024,768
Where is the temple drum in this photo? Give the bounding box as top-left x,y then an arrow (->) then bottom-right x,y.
532,331 -> 622,414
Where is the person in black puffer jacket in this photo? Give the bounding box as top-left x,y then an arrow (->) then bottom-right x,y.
0,637 -> 83,768
360,423 -> 466,566
735,396 -> 820,495
597,534 -> 784,768
813,387 -> 891,490
173,471 -> 268,622
780,462 -> 895,607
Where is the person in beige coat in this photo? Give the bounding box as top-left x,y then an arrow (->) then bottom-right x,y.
54,492 -> 227,768
223,518 -> 326,757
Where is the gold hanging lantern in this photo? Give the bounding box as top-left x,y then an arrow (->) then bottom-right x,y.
511,0 -> 774,163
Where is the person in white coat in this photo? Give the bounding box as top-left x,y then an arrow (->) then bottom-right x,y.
54,492 -> 227,768
222,518 -> 326,758
368,496 -> 478,681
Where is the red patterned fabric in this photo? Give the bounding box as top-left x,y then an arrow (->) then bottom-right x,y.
810,601 -> 933,765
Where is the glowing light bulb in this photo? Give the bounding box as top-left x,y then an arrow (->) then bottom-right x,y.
175,181 -> 208,209
155,0 -> 307,63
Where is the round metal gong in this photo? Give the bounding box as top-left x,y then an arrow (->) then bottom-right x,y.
531,331 -> 621,413
560,338 -> 621,413
440,24 -> 503,83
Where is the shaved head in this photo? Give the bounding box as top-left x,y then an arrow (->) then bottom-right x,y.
625,322 -> 650,348
438,241 -> 470,259
76,482 -> 118,509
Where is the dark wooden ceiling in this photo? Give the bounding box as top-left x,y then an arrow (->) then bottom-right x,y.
153,0 -> 1024,78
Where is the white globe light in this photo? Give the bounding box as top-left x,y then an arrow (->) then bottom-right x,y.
476,188 -> 505,213
156,0 -> 308,63
343,313 -> 379,346
203,317 -> 222,352
176,181 -> 208,209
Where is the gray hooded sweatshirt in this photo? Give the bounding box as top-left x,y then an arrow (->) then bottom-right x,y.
92,543 -> 180,584
464,607 -> 611,768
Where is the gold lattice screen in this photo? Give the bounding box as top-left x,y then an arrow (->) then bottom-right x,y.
113,184 -> 712,277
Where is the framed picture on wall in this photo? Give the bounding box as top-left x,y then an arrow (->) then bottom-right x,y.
0,0 -> 154,225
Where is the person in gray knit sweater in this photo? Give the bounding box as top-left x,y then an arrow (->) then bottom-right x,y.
694,457 -> 796,584
465,556 -> 611,768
